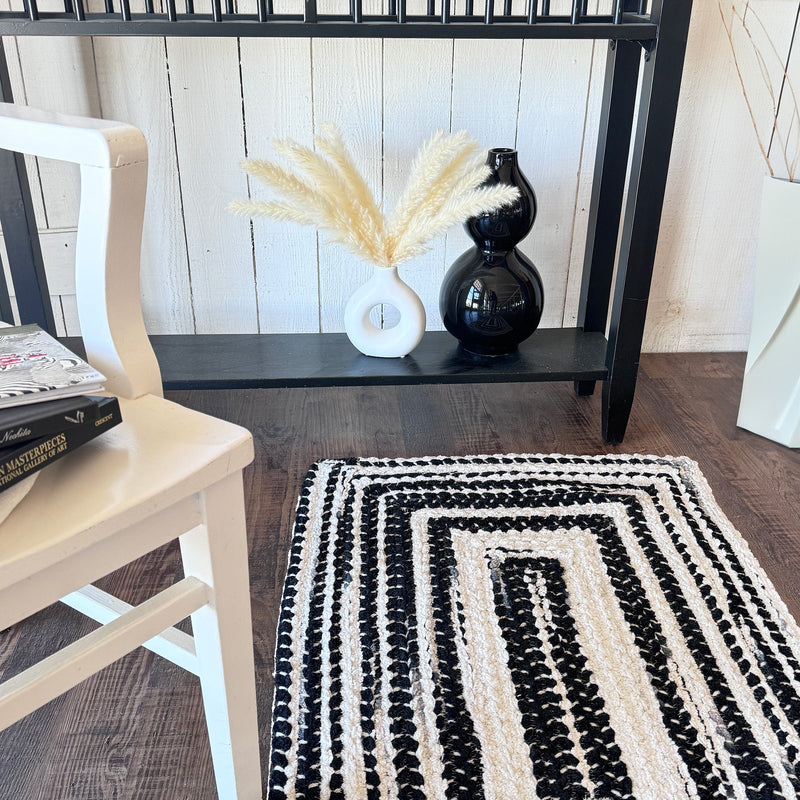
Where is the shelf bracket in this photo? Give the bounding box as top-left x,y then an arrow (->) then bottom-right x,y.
610,37 -> 654,59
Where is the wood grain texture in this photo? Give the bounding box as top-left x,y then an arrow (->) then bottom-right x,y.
445,37 -> 522,284
383,38 -> 453,328
0,19 -> 47,227
773,10 -> 800,181
311,38 -> 383,333
165,37 -> 258,334
563,33 -> 605,328
726,0 -> 798,182
0,352 -> 798,798
239,38 -> 319,334
516,37 -> 597,330
0,228 -> 76,295
11,37 -> 101,230
642,0 -> 795,353
93,37 -> 195,336
147,328 -> 609,388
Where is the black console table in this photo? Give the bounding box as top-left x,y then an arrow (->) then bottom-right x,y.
0,0 -> 693,443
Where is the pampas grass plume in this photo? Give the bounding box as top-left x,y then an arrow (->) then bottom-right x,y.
230,126 -> 519,269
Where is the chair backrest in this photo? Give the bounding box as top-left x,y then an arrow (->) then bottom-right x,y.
0,103 -> 162,399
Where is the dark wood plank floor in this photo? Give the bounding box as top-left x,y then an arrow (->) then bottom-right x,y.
1,352 -> 798,799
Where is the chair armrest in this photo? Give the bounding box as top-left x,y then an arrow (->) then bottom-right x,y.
0,103 -> 146,168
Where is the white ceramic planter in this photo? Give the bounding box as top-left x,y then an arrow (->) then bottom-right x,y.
344,266 -> 426,358
737,175 -> 800,447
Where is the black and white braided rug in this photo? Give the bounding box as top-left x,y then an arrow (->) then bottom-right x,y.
268,453 -> 800,799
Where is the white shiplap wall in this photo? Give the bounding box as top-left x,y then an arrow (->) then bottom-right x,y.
0,0 -> 795,351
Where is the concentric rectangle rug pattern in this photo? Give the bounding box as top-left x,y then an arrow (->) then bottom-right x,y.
268,453 -> 800,799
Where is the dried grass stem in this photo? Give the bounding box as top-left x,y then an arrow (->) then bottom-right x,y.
231,126 -> 520,269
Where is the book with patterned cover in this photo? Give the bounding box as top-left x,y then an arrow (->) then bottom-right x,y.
0,324 -> 105,408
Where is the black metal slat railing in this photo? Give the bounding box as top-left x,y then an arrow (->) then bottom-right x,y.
0,0 -> 654,36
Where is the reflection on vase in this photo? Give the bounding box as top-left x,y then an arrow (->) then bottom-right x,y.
440,147 -> 544,356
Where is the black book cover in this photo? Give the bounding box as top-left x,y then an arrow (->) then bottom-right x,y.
0,394 -> 115,449
0,396 -> 122,492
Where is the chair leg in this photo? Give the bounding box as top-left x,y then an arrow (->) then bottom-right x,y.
179,472 -> 262,800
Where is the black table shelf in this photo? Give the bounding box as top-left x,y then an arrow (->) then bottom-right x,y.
0,16 -> 658,39
0,0 -> 695,442
147,328 -> 609,390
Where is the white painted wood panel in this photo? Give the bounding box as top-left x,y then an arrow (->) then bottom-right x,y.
721,0 -> 798,181
516,38 -> 598,329
0,19 -> 47,227
0,228 -> 77,295
445,37 -> 523,308
644,0 -> 769,353
311,38 -> 383,333
767,3 -> 800,181
59,294 -> 80,337
781,47 -> 800,181
4,295 -> 67,334
92,37 -> 195,335
165,38 -> 258,334
11,37 -> 101,229
383,39 -> 453,329
239,38 -> 320,334
0,226 -> 78,332
562,38 -> 606,328
562,0 -> 605,328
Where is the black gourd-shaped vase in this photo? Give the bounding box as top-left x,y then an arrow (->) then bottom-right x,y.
439,148 -> 544,356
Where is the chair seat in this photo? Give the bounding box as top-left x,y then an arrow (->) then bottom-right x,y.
0,394 -> 253,594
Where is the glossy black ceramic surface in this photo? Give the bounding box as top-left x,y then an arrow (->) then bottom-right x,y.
440,148 -> 544,356
440,248 -> 544,356
466,148 -> 537,252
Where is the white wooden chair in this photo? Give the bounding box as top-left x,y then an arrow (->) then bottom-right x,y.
0,103 -> 262,799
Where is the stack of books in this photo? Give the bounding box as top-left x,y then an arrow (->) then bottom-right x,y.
0,324 -> 123,492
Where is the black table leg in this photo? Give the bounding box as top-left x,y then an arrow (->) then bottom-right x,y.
602,0 -> 693,444
574,37 -> 640,400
